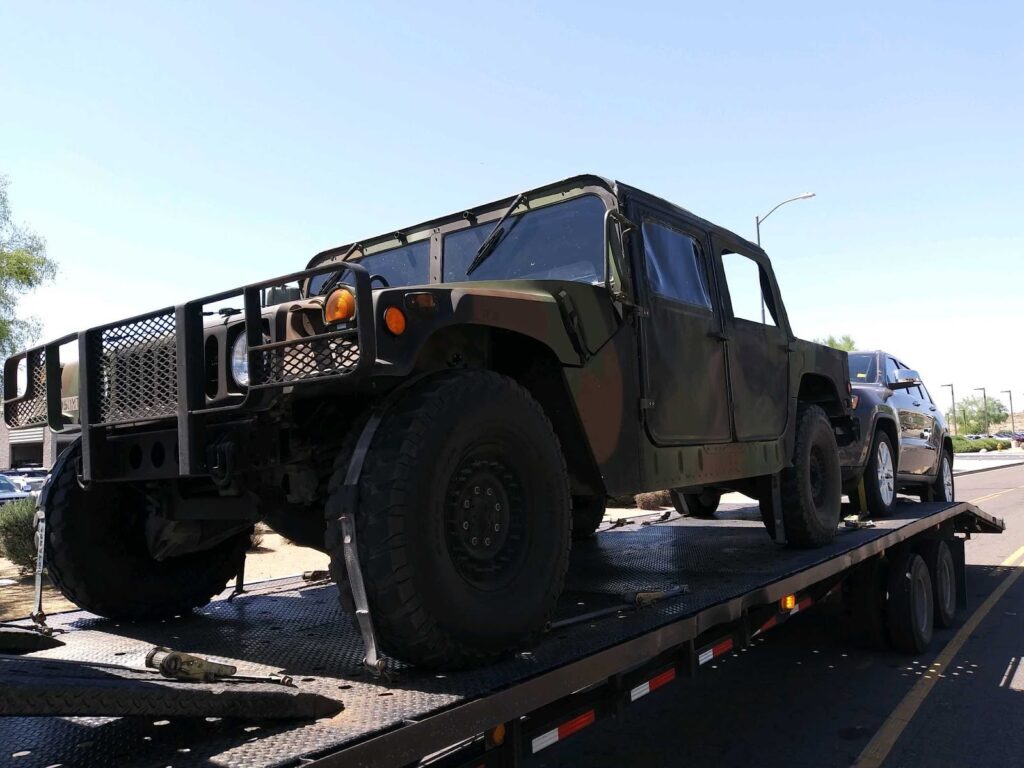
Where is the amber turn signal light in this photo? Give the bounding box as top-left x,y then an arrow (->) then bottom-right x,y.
383,306 -> 407,335
324,287 -> 356,324
780,594 -> 796,611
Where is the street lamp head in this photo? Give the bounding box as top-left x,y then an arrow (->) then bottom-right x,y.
798,193 -> 816,200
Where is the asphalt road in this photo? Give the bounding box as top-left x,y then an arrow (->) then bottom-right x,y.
528,465 -> 1024,768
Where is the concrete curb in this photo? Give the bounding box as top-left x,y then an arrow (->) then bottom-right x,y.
953,460 -> 1024,477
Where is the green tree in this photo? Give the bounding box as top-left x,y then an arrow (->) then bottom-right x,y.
946,395 -> 1008,435
0,175 -> 56,363
814,334 -> 856,352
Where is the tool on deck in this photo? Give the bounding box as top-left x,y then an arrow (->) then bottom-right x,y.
145,647 -> 294,686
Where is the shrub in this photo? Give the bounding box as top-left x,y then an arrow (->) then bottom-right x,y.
0,498 -> 38,573
635,490 -> 671,510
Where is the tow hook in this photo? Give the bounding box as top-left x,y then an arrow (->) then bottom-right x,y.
209,442 -> 237,488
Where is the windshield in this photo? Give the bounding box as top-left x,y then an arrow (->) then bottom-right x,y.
443,195 -> 606,284
849,352 -> 879,384
310,240 -> 431,295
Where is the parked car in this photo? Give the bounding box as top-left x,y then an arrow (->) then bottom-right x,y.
3,467 -> 48,496
0,475 -> 30,505
841,350 -> 953,516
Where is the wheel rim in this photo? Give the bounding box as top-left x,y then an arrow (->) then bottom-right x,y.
942,458 -> 954,501
809,445 -> 828,510
913,569 -> 930,634
445,455 -> 526,591
876,440 -> 895,506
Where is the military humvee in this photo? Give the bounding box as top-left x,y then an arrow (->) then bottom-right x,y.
4,175 -> 855,668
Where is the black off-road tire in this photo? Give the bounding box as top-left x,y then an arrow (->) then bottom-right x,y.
886,550 -> 934,653
326,371 -> 572,668
862,430 -> 897,517
919,537 -> 958,628
43,443 -> 250,620
670,489 -> 721,519
571,495 -> 607,540
779,405 -> 842,547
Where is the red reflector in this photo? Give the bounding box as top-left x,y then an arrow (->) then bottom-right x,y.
649,668 -> 676,691
558,710 -> 595,740
712,638 -> 734,657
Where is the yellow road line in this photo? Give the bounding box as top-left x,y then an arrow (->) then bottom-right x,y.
967,486 -> 1024,505
854,549 -> 1024,767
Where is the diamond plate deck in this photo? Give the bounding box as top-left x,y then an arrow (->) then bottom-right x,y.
0,500 -> 984,768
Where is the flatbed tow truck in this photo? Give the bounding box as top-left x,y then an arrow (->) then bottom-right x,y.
0,498 -> 1003,768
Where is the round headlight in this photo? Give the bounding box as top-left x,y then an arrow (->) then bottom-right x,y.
15,359 -> 28,397
230,334 -> 250,387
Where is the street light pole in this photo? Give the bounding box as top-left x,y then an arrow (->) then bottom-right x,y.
1001,390 -> 1015,436
942,383 -> 956,435
755,193 -> 815,323
974,387 -> 988,436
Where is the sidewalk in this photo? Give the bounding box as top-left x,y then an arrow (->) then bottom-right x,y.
953,450 -> 1024,476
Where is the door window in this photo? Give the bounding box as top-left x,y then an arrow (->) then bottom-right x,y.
640,221 -> 711,309
720,252 -> 777,325
885,357 -> 900,385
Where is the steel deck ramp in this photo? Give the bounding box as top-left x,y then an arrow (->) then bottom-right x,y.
0,500 -> 1002,768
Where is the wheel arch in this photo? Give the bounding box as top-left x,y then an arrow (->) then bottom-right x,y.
411,324 -> 605,498
797,373 -> 846,419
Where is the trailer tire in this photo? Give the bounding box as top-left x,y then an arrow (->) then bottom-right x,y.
328,371 -> 571,668
863,430 -> 897,517
919,538 -> 958,628
886,551 -> 934,653
846,557 -> 888,649
779,405 -> 842,547
571,495 -> 607,540
670,489 -> 721,518
43,442 -> 250,621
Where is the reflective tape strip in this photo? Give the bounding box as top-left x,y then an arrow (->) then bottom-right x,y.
629,668 -> 676,701
791,596 -> 813,615
753,615 -> 778,637
698,637 -> 734,665
531,710 -> 596,753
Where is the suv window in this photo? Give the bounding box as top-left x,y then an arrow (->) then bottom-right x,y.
884,357 -> 900,385
849,353 -> 879,384
442,195 -> 606,284
720,252 -> 776,325
641,221 -> 711,309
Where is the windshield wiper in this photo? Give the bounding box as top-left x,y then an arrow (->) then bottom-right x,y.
317,242 -> 364,295
465,193 -> 526,276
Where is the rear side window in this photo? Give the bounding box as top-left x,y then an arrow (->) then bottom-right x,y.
720,252 -> 777,325
641,221 -> 711,309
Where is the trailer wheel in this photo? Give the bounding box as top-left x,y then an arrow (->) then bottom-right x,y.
328,371 -> 571,668
779,405 -> 842,547
571,495 -> 607,540
43,442 -> 250,620
919,538 -> 958,628
670,489 -> 721,518
886,551 -> 934,653
846,557 -> 888,649
862,430 -> 897,517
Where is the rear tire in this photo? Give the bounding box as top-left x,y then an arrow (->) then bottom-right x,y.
919,538 -> 958,628
886,551 -> 934,653
329,371 -> 572,668
923,450 -> 955,503
571,495 -> 607,540
43,442 -> 250,620
670,489 -> 721,518
862,430 -> 897,517
779,405 -> 842,547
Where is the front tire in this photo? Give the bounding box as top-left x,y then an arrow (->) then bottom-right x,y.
43,443 -> 250,620
779,405 -> 842,547
330,371 -> 572,668
571,495 -> 607,540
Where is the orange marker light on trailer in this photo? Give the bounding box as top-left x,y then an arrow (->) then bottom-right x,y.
324,287 -> 356,324
383,306 -> 407,335
781,594 -> 796,611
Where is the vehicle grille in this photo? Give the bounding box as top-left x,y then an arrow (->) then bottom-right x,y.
94,312 -> 178,425
258,335 -> 360,386
5,349 -> 48,429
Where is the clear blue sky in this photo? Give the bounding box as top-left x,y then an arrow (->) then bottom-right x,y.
3,2 -> 1022,416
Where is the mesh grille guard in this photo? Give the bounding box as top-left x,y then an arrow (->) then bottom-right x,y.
2,262 -> 374,482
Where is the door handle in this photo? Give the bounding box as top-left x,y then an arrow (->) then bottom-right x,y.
912,401 -> 921,407
929,405 -> 937,411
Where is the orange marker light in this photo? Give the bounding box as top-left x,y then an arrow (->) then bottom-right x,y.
324,287 -> 356,324
780,594 -> 796,611
383,306 -> 407,335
